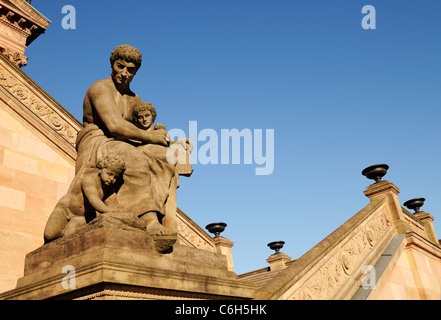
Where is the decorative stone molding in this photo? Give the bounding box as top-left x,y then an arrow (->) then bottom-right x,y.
0,46 -> 27,67
0,0 -> 50,67
280,204 -> 393,300
0,54 -> 81,147
364,180 -> 399,199
177,209 -> 215,252
78,289 -> 205,300
6,0 -> 51,29
73,284 -> 208,300
402,208 -> 425,235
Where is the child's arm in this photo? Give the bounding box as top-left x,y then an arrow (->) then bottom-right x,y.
81,175 -> 112,213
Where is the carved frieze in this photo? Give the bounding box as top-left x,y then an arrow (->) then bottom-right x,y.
402,210 -> 427,239
0,60 -> 79,145
288,206 -> 392,300
177,213 -> 215,252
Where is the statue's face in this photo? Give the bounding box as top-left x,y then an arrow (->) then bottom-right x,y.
111,59 -> 137,87
135,110 -> 154,129
99,167 -> 121,186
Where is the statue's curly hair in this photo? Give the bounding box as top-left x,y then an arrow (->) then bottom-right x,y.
110,44 -> 142,71
96,155 -> 126,175
132,102 -> 157,123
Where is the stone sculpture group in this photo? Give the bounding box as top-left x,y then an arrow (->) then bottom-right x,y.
43,45 -> 192,253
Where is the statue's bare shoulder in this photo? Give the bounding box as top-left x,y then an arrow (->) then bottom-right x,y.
83,79 -> 113,124
85,78 -> 115,99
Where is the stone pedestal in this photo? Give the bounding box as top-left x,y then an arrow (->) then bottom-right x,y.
266,252 -> 292,271
213,236 -> 235,272
414,211 -> 440,246
0,215 -> 255,300
363,180 -> 400,199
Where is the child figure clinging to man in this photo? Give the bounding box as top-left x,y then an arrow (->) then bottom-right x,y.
43,155 -> 126,243
130,102 -> 193,240
132,102 -> 193,165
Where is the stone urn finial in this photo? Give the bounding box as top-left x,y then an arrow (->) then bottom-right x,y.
205,222 -> 227,238
404,198 -> 425,213
362,164 -> 389,183
267,241 -> 285,254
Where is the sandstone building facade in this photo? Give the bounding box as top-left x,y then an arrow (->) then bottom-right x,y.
0,0 -> 440,300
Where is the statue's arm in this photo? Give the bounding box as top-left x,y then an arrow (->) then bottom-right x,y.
81,176 -> 111,213
87,82 -> 169,145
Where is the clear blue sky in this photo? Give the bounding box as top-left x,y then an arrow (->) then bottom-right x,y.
24,0 -> 441,275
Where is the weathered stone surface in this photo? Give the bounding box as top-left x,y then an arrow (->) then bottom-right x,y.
0,55 -> 82,292
43,45 -> 193,253
0,214 -> 255,300
0,0 -> 51,67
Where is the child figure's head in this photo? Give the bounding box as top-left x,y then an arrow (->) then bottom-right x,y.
96,156 -> 126,187
132,102 -> 157,130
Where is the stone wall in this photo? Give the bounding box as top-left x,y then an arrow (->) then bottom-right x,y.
0,104 -> 76,292
371,233 -> 441,299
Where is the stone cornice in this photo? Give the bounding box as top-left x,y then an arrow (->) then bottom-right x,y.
0,14 -> 31,38
404,231 -> 441,259
0,0 -> 51,66
2,0 -> 50,29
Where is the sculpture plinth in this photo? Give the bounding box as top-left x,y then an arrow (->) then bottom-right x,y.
0,214 -> 255,300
